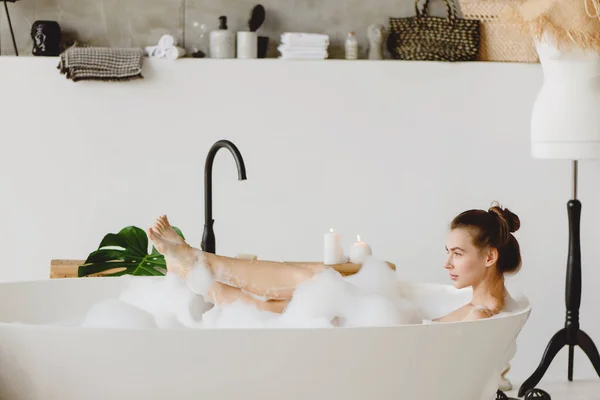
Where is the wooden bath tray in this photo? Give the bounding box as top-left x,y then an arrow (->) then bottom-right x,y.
49,259 -> 396,279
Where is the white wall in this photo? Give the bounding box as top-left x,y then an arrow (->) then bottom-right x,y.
1,57 -> 600,386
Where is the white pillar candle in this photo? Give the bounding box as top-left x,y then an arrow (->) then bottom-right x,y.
237,31 -> 258,59
349,235 -> 372,264
324,228 -> 345,265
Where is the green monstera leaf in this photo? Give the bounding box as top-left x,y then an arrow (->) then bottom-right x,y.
78,225 -> 185,277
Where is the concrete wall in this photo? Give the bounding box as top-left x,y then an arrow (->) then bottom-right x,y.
1,0 -> 455,58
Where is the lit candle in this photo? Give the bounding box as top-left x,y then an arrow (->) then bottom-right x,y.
349,235 -> 372,264
324,228 -> 345,265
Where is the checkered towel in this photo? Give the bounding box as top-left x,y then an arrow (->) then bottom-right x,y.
58,47 -> 145,82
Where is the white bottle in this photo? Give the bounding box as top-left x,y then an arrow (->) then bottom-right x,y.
345,31 -> 358,60
210,16 -> 235,59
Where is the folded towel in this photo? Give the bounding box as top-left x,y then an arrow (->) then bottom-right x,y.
278,44 -> 328,54
281,32 -> 330,46
277,44 -> 328,59
279,52 -> 329,59
281,38 -> 329,47
279,43 -> 329,49
58,47 -> 145,82
281,32 -> 329,41
279,54 -> 329,60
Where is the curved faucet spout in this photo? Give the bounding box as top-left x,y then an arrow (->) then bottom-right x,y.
202,140 -> 247,254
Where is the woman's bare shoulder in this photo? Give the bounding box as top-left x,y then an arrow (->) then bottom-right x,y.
462,308 -> 490,321
434,304 -> 472,322
463,305 -> 499,321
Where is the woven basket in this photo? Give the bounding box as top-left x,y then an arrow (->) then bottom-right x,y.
457,0 -> 539,63
388,0 -> 481,62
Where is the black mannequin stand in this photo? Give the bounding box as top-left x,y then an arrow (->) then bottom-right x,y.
519,160 -> 600,397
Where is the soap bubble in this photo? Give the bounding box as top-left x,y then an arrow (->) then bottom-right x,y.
79,257 -> 424,330
81,298 -> 158,329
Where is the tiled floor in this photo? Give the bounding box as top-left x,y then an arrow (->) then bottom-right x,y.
506,380 -> 600,399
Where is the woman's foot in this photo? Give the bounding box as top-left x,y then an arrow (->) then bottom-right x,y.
148,215 -> 185,254
148,215 -> 198,276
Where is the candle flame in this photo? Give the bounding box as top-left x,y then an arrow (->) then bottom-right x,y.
357,235 -> 361,241
330,228 -> 334,233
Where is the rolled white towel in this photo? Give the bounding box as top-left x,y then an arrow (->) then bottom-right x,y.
158,34 -> 177,49
164,46 -> 186,60
144,45 -> 159,57
145,46 -> 170,59
156,47 -> 167,58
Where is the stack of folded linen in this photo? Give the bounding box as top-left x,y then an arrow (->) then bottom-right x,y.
278,33 -> 329,60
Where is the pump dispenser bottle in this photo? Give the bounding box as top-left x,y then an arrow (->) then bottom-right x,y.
210,16 -> 235,58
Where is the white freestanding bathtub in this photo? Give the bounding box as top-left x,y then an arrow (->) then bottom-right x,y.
0,277 -> 530,400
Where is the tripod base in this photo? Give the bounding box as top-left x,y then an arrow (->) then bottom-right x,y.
518,327 -> 600,397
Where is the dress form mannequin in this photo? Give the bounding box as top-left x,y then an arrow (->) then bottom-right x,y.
502,0 -> 600,155
500,1 -> 600,395
531,35 -> 600,159
519,29 -> 600,399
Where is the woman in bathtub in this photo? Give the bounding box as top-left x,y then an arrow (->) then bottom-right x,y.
435,201 -> 522,322
147,200 -> 522,321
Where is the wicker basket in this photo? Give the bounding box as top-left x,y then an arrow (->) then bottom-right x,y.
457,0 -> 539,63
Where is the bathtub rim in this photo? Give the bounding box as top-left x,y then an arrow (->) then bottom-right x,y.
0,276 -> 532,331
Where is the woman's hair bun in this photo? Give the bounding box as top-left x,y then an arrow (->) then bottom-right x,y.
488,201 -> 520,233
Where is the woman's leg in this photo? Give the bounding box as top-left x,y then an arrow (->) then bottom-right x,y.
204,253 -> 324,301
208,281 -> 289,314
148,215 -> 323,301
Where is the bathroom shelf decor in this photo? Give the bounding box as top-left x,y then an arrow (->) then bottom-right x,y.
0,0 -> 18,56
457,0 -> 538,62
387,0 -> 480,61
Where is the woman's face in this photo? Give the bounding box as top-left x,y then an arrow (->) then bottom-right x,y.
444,228 -> 494,289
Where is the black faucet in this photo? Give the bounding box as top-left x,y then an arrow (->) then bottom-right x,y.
201,140 -> 247,254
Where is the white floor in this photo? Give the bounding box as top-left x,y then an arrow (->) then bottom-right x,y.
506,380 -> 600,399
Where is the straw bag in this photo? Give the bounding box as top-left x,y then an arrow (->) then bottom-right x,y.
387,0 -> 481,61
457,0 -> 539,62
